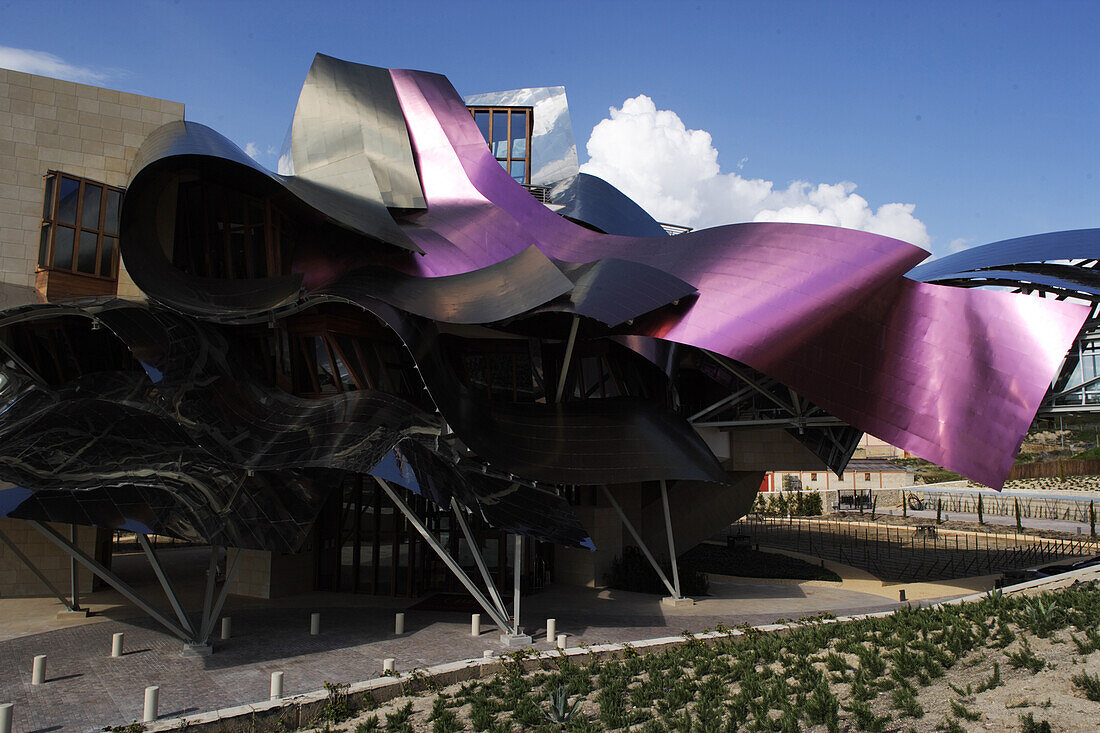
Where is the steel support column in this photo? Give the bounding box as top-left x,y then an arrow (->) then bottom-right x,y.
374,478 -> 512,631
660,480 -> 682,599
0,527 -> 76,611
27,521 -> 193,642
198,550 -> 242,645
450,498 -> 510,623
555,315 -> 580,402
600,485 -> 678,598
136,534 -> 195,637
68,523 -> 80,612
512,534 -> 522,635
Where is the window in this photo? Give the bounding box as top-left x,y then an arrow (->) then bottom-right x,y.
38,171 -> 122,279
864,472 -> 872,481
468,106 -> 533,184
810,473 -> 818,481
173,181 -> 289,279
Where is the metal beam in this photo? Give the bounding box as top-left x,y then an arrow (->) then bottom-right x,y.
199,549 -> 242,644
450,499 -> 510,623
555,315 -> 580,402
688,385 -> 755,423
137,534 -> 195,636
693,416 -> 847,429
0,526 -> 76,611
27,521 -> 193,642
200,546 -> 219,636
68,523 -> 80,612
702,351 -> 797,415
512,534 -> 522,635
600,485 -> 677,598
659,480 -> 682,599
374,478 -> 512,631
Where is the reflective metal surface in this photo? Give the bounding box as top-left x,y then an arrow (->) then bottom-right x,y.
387,66 -> 1089,488
0,53 -> 1089,559
548,173 -> 669,238
464,86 -> 578,186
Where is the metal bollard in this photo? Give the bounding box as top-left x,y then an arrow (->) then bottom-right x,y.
111,633 -> 124,658
310,612 -> 320,636
383,658 -> 395,673
471,613 -> 481,636
143,686 -> 159,723
899,589 -> 907,602
221,617 -> 232,640
557,634 -> 567,649
0,703 -> 12,733
270,671 -> 284,700
395,612 -> 405,635
546,618 -> 556,644
31,655 -> 46,686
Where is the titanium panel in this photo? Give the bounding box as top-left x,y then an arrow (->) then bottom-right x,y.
908,228 -> 1100,283
291,54 -> 426,210
386,66 -> 1089,488
548,173 -> 669,238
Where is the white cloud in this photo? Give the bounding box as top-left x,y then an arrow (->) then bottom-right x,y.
0,46 -> 109,84
244,142 -> 261,160
580,95 -> 931,248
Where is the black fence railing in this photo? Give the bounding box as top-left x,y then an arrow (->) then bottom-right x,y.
733,515 -> 1100,582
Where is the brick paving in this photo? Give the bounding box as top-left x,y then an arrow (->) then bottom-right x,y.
0,580 -> 903,732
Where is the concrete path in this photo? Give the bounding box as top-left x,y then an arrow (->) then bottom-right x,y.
0,549 -> 916,733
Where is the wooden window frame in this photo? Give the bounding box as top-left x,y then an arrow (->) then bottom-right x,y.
467,106 -> 533,184
37,170 -> 123,281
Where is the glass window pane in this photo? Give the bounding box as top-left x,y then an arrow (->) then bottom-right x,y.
42,175 -> 55,220
77,230 -> 98,273
491,111 -> 508,143
474,111 -> 491,144
38,224 -> 51,267
53,226 -> 75,269
510,160 -> 526,182
492,110 -> 508,157
104,189 -> 121,234
511,135 -> 526,159
57,177 -> 80,225
100,236 -> 117,276
511,110 -> 527,139
81,184 -> 102,230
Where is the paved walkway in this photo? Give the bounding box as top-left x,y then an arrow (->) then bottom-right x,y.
0,547 -> 938,733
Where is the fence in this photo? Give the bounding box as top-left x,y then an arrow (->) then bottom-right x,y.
912,489 -> 1097,524
1008,459 -> 1100,480
734,515 -> 1100,582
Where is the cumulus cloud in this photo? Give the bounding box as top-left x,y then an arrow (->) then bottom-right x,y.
244,142 -> 262,160
0,46 -> 109,84
580,95 -> 931,248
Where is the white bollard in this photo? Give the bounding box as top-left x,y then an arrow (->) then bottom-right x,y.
270,671 -> 284,700
395,612 -> 405,635
143,686 -> 159,723
0,703 -> 12,733
383,658 -> 395,673
221,617 -> 232,640
111,633 -> 124,658
471,613 -> 481,636
546,618 -> 556,644
30,655 -> 46,686
310,612 -> 320,636
556,634 -> 566,649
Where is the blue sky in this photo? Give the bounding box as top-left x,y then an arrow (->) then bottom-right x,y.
2,0 -> 1096,256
